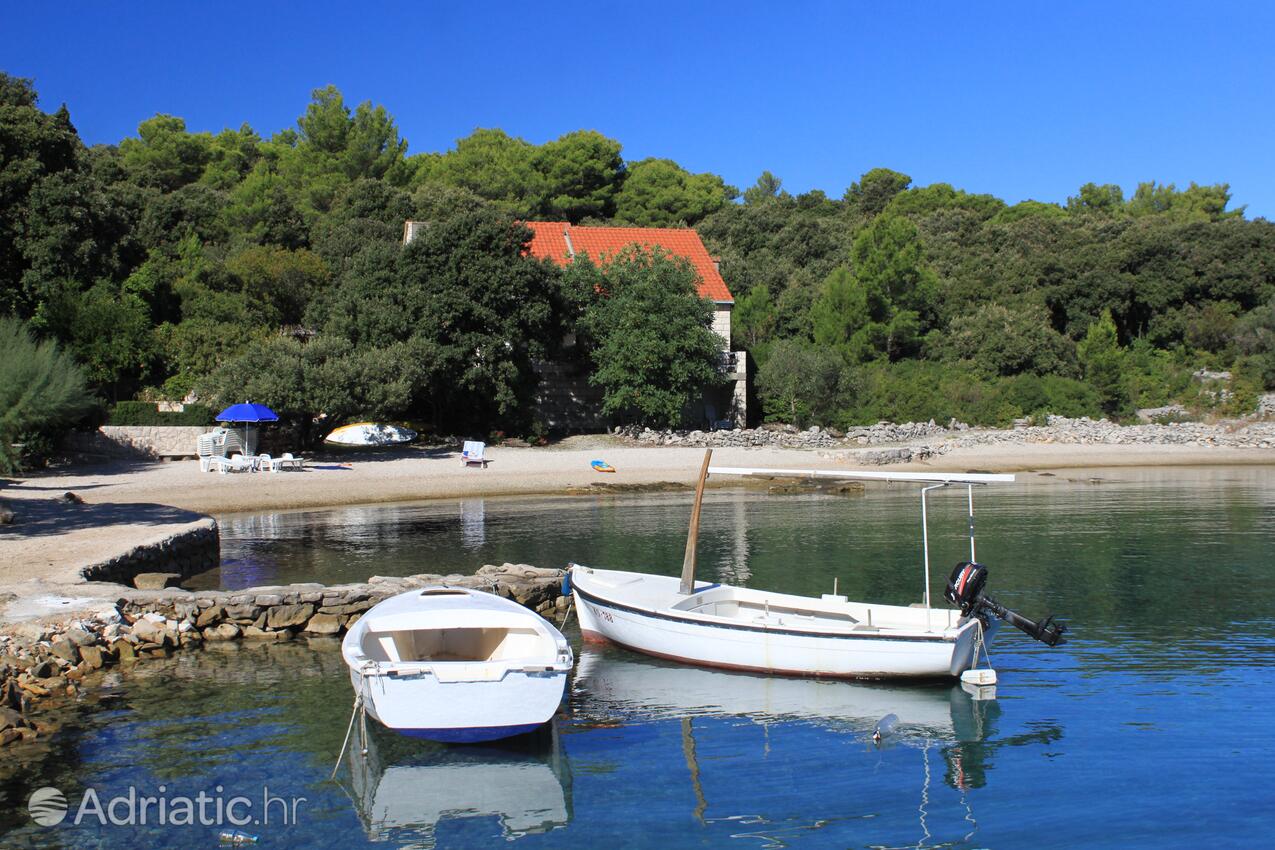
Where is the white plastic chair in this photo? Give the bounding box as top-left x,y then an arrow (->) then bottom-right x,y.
461,441 -> 488,467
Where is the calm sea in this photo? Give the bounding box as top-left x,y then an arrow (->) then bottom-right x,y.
2,468 -> 1273,848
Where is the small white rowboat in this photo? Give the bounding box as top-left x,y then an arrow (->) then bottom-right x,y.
342,587 -> 573,742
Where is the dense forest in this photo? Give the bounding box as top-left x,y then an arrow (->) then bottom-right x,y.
4,74 -> 1275,468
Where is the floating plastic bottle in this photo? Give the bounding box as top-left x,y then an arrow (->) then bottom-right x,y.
872,713 -> 899,743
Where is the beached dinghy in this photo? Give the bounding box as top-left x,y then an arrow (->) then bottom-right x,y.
569,451 -> 1065,680
342,588 -> 573,742
325,422 -> 417,447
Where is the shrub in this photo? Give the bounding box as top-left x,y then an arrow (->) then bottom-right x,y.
107,401 -> 216,426
0,317 -> 96,473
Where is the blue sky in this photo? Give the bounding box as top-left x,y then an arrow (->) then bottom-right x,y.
5,1 -> 1273,216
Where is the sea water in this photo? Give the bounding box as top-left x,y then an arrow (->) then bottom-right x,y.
2,467 -> 1274,848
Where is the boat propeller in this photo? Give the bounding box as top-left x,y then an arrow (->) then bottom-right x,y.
944,562 -> 1067,647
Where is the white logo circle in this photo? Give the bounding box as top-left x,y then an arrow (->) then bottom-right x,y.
28,787 -> 68,826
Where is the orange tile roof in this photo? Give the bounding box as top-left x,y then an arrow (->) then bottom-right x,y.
524,221 -> 733,303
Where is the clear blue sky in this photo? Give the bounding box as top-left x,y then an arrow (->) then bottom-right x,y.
5,1 -> 1273,217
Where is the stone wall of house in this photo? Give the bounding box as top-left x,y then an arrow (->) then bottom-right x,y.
533,360 -> 608,433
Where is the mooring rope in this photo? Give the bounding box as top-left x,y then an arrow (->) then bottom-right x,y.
330,692 -> 365,781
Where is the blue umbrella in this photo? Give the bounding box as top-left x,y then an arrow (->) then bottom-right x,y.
215,402 -> 279,423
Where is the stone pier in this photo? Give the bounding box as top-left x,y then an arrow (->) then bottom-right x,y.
0,563 -> 568,747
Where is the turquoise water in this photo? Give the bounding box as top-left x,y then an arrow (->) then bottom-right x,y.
3,468 -> 1275,848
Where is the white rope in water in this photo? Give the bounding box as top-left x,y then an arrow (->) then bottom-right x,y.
330,693 -> 365,781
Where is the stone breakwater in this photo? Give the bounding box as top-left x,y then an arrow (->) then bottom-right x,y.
80,518 -> 220,585
0,562 -> 566,747
622,415 -> 1275,461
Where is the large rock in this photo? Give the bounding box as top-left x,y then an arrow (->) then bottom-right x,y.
133,573 -> 182,590
266,603 -> 315,630
202,623 -> 240,642
195,606 -> 224,628
49,639 -> 79,663
0,707 -> 26,731
130,619 -> 167,645
242,626 -> 291,641
78,645 -> 110,670
303,613 -> 342,635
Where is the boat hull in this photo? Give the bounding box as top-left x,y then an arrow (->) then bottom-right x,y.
349,667 -> 568,743
572,569 -> 982,680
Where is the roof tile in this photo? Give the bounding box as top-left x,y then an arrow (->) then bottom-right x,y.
524,221 -> 732,303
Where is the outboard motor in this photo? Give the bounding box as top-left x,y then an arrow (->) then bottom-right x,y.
945,562 -> 1067,647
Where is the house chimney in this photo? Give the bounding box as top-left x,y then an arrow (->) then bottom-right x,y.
562,226 -> 576,258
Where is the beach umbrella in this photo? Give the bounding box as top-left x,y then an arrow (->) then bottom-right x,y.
215,402 -> 279,423
215,402 -> 279,455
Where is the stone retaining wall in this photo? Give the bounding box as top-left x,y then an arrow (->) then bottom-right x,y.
79,519 -> 221,584
64,426 -> 212,459
0,563 -> 566,747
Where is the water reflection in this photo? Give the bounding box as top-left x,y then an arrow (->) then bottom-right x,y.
573,646 -> 999,741
570,645 -> 1030,846
343,722 -> 571,847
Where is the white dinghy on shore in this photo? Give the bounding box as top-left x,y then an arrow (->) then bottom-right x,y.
569,451 -> 1066,681
342,587 -> 573,742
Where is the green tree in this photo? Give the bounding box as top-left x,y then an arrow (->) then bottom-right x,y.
0,316 -> 94,473
1066,183 -> 1126,215
811,215 -> 938,362
204,334 -> 427,444
1077,310 -> 1129,415
571,246 -> 724,426
414,128 -> 542,216
1232,298 -> 1275,389
732,282 -> 776,350
755,338 -> 842,426
743,171 -> 784,206
535,130 -> 624,222
943,303 -> 1076,377
312,207 -> 564,429
225,245 -> 330,327
844,168 -> 911,217
118,115 -> 212,191
613,158 -> 735,227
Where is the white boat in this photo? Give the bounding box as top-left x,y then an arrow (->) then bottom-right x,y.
342,587 -> 573,742
569,453 -> 1065,681
325,422 -> 418,447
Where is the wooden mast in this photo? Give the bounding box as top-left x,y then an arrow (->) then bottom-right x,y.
679,449 -> 713,595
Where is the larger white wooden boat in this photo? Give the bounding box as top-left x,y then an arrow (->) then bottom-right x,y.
569,453 -> 1065,680
342,587 -> 573,742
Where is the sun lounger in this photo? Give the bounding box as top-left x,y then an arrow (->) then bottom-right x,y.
278,452 -> 304,471
461,441 -> 489,468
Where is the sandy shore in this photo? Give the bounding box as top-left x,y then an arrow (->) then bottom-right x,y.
1,439 -> 1273,618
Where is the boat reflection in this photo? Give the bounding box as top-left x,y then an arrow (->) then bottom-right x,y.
573,645 -> 999,743
572,646 -> 1034,845
343,722 -> 572,846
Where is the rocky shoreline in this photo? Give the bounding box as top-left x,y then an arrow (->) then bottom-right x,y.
0,562 -> 566,747
621,415 -> 1275,462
